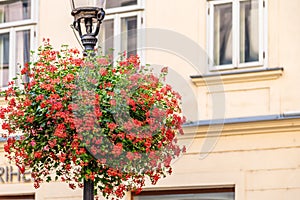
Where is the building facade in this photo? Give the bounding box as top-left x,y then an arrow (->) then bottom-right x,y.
1,0 -> 300,199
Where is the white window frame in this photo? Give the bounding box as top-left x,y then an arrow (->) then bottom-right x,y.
103,11 -> 144,59
104,0 -> 144,15
0,0 -> 38,88
207,0 -> 267,71
0,0 -> 38,29
101,0 -> 145,63
0,26 -> 36,83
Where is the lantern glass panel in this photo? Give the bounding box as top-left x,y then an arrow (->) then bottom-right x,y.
70,0 -> 104,9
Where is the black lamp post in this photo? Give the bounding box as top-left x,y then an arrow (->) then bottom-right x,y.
70,0 -> 105,56
70,1 -> 105,199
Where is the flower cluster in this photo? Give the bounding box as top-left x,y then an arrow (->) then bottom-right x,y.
0,40 -> 185,199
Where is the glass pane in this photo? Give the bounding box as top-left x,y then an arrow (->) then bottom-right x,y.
213,3 -> 232,66
16,29 -> 30,83
106,0 -> 137,9
0,0 -> 31,23
71,0 -> 104,9
0,32 -> 9,88
133,192 -> 234,200
100,19 -> 114,57
240,0 -> 259,63
0,195 -> 35,200
121,16 -> 137,57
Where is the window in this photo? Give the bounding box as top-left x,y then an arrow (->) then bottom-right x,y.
99,0 -> 144,60
106,0 -> 137,9
0,0 -> 37,88
132,188 -> 235,200
0,195 -> 34,200
207,0 -> 266,70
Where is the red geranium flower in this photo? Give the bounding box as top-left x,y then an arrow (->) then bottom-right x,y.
0,41 -> 185,200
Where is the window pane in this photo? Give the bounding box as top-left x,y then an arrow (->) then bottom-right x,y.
106,0 -> 137,9
16,29 -> 30,83
0,194 -> 35,200
214,3 -> 232,66
240,0 -> 259,63
121,16 -> 137,56
133,192 -> 234,200
0,32 -> 9,87
100,19 -> 114,56
0,0 -> 31,23
72,0 -> 104,8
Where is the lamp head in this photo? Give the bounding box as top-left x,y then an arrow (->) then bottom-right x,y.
70,0 -> 105,55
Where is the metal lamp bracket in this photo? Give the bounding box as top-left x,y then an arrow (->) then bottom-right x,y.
72,7 -> 105,55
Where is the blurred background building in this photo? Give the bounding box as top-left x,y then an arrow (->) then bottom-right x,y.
1,0 -> 300,199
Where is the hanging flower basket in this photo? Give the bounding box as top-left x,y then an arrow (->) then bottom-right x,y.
0,40 -> 185,199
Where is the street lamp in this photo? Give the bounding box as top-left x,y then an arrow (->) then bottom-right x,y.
70,0 -> 105,55
70,2 -> 105,199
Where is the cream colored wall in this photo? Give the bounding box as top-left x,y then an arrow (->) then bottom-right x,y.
0,142 -> 132,200
2,0 -> 298,199
205,0 -> 300,119
0,143 -> 82,200
2,118 -> 300,200
143,0 -> 206,122
145,0 -> 204,44
36,0 -> 300,119
141,0 -> 300,119
271,0 -> 300,113
141,118 -> 300,199
38,0 -> 82,50
137,1 -> 300,199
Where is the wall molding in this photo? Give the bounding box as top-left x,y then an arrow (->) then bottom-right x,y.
182,115 -> 300,138
191,68 -> 283,86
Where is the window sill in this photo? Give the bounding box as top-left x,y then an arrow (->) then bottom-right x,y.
190,68 -> 284,86
0,20 -> 37,29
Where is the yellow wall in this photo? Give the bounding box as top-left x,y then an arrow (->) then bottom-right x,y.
36,0 -> 300,119
1,0 -> 300,199
160,118 -> 300,199
38,0 -> 81,50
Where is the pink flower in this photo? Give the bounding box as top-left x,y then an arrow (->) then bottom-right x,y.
43,145 -> 50,151
97,58 -> 109,65
107,122 -> 117,130
23,99 -> 32,107
26,116 -> 34,123
36,94 -> 44,101
34,151 -> 42,159
54,124 -> 67,138
30,140 -> 36,146
63,74 -> 74,82
99,68 -> 108,76
126,152 -> 134,161
110,99 -> 116,106
112,143 -> 123,156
